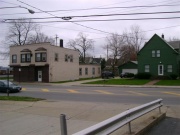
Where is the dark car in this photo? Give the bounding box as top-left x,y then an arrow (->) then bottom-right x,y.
101,71 -> 114,79
120,72 -> 134,78
0,80 -> 22,93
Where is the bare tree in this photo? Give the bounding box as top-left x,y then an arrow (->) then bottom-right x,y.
28,30 -> 55,45
168,37 -> 180,41
125,24 -> 145,54
67,32 -> 94,63
105,33 -> 126,73
120,45 -> 136,64
5,19 -> 39,46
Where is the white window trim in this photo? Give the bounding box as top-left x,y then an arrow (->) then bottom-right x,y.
145,65 -> 150,72
12,55 -> 17,63
167,65 -> 172,72
158,65 -> 164,75
157,50 -> 160,57
152,50 -> 155,57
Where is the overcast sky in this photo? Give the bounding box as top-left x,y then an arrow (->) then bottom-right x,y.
1,0 -> 180,66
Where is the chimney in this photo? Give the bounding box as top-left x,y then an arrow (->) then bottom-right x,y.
161,34 -> 164,39
60,39 -> 63,47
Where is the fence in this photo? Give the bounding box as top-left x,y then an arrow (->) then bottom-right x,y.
60,99 -> 163,135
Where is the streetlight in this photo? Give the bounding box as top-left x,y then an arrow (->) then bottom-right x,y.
0,6 -> 35,14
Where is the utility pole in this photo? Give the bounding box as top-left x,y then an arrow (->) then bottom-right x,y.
55,34 -> 59,46
179,43 -> 180,77
107,44 -> 109,60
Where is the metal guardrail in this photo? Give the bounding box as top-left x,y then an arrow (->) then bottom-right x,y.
69,99 -> 163,135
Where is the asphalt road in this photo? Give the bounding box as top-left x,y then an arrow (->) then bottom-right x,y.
1,84 -> 180,135
3,84 -> 179,105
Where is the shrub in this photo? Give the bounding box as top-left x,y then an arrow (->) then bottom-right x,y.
169,74 -> 178,80
135,72 -> 152,79
127,73 -> 135,78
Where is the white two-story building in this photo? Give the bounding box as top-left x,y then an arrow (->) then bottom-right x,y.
9,41 -> 101,82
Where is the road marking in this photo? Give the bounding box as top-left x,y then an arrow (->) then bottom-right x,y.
162,92 -> 180,96
42,89 -> 49,92
94,90 -> 114,95
128,91 -> 148,96
22,88 -> 26,91
67,89 -> 79,93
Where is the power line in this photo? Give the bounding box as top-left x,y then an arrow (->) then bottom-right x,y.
4,10 -> 180,21
1,4 -> 180,16
4,16 -> 180,23
93,24 -> 180,40
2,4 -> 180,12
0,0 -> 137,16
0,6 -> 21,9
0,0 -> 19,6
16,0 -> 113,35
40,24 -> 108,35
99,0 -> 180,15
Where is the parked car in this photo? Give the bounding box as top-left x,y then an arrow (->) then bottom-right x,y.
0,80 -> 22,93
120,72 -> 134,78
101,71 -> 114,79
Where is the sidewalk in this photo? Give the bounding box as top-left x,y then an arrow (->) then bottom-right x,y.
52,78 -> 180,89
18,78 -> 180,89
0,100 -> 170,135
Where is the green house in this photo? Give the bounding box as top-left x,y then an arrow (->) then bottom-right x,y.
138,34 -> 180,77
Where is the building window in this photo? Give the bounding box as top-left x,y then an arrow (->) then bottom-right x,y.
55,53 -> 58,61
12,55 -> 17,63
26,54 -> 31,62
92,67 -> 95,75
21,54 -> 26,62
36,53 -> 41,62
85,68 -> 88,75
35,52 -> 46,62
145,65 -> 150,72
152,50 -> 155,57
79,68 -> 82,76
70,55 -> 73,62
65,54 -> 68,62
157,50 -> 160,57
98,67 -> 100,74
42,53 -> 46,61
21,53 -> 31,63
167,65 -> 172,72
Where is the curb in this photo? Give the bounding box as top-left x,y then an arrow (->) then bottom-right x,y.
71,84 -> 180,89
134,113 -> 166,135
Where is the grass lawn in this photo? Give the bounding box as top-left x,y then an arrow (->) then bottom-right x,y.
0,96 -> 44,101
84,79 -> 150,85
155,80 -> 180,86
0,77 -> 13,80
52,77 -> 100,83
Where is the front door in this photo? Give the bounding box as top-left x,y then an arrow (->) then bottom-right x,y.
38,71 -> 42,82
158,65 -> 164,76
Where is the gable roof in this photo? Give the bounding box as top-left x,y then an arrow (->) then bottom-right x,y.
138,34 -> 178,54
83,57 -> 102,64
118,61 -> 138,68
93,58 -> 102,64
168,41 -> 180,49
